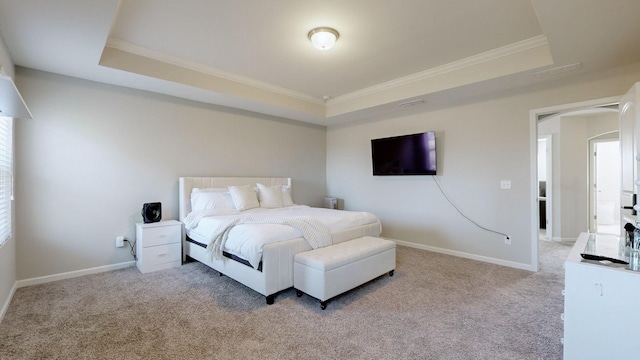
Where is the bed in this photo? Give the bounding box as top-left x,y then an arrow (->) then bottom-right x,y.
178,176 -> 382,304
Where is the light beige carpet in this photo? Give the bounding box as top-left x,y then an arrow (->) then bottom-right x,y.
0,241 -> 570,359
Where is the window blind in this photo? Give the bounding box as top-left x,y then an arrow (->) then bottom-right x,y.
0,116 -> 12,246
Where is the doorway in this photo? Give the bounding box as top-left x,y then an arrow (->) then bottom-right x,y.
530,96 -> 620,272
589,136 -> 620,235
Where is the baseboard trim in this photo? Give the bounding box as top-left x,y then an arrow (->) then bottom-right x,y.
0,282 -> 17,324
16,261 -> 136,289
543,235 -> 577,243
393,239 -> 534,271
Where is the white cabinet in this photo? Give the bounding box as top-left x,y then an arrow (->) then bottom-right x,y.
563,232 -> 640,359
136,220 -> 182,273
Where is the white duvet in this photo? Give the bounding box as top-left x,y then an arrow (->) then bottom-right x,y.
183,205 -> 380,268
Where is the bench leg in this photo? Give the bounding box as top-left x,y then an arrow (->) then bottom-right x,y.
266,294 -> 275,305
320,300 -> 327,310
389,270 -> 394,276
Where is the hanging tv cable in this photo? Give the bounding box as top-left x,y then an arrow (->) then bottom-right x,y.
432,176 -> 510,240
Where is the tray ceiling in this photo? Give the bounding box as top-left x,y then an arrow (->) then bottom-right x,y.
1,0 -> 639,125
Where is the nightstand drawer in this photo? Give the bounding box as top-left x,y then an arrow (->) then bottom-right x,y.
140,242 -> 181,266
136,220 -> 182,274
141,225 -> 181,247
140,260 -> 181,274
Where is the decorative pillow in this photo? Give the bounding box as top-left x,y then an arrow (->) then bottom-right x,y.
228,185 -> 260,211
257,183 -> 284,208
191,188 -> 235,211
282,186 -> 294,207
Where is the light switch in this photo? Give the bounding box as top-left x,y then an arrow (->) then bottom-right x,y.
500,180 -> 511,189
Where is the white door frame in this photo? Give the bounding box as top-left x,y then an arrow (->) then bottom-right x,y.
529,96 -> 620,272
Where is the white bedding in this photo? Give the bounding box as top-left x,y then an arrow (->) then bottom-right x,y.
184,205 -> 381,268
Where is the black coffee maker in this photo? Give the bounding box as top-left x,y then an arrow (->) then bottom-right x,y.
624,222 -> 639,249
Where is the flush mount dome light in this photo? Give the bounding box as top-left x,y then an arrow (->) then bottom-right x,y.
308,27 -> 339,50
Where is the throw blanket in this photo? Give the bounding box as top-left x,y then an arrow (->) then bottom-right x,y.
206,216 -> 333,261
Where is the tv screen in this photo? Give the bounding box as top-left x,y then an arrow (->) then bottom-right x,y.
371,131 -> 436,176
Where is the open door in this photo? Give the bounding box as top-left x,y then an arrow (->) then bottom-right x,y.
620,83 -> 640,230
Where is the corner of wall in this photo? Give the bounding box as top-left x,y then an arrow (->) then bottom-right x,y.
0,281 -> 17,324
0,31 -> 15,77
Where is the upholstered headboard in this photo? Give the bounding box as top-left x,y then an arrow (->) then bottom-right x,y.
178,177 -> 291,221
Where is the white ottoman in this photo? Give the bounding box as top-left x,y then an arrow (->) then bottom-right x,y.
294,236 -> 396,309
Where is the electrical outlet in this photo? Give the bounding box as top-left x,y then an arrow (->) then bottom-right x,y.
115,236 -> 125,248
504,236 -> 511,245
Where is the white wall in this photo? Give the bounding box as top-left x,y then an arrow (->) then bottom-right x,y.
327,62 -> 640,269
8,59 -> 640,283
14,68 -> 327,280
0,33 -> 16,321
586,112 -> 620,138
559,116 -> 589,239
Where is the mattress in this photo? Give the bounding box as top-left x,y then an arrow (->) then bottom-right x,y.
184,205 -> 381,269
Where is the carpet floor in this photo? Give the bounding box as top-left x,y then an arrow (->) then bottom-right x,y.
0,241 -> 571,359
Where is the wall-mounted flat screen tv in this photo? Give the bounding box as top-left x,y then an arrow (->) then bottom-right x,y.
371,131 -> 437,176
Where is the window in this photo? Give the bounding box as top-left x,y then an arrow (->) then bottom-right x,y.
0,116 -> 12,246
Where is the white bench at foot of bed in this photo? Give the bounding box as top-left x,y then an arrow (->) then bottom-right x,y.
293,236 -> 396,309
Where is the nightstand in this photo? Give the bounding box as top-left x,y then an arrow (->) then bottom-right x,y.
136,220 -> 182,273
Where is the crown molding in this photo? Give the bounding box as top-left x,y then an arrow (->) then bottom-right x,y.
103,35 -> 550,121
329,35 -> 549,105
104,38 -> 324,105
0,74 -> 32,119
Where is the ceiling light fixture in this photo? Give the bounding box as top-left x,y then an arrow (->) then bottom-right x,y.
308,27 -> 339,51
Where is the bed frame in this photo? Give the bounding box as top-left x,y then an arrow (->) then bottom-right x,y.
178,176 -> 381,304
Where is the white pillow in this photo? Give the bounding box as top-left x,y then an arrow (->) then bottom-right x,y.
257,183 -> 284,208
282,186 -> 294,207
191,188 -> 235,211
228,185 -> 260,211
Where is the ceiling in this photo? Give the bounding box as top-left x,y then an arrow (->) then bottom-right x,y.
0,0 -> 639,126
